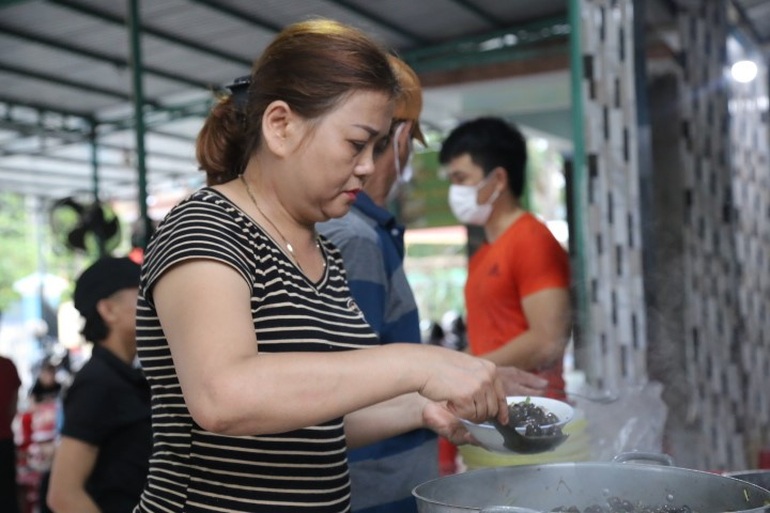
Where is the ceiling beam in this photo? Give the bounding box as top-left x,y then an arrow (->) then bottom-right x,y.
0,95 -> 91,119
48,0 -> 251,67
187,0 -> 283,33
97,96 -> 213,132
0,172 -> 185,203
0,164 -> 135,181
447,0 -> 506,29
0,149 -> 193,174
0,119 -> 88,146
403,15 -> 569,74
139,129 -> 197,145
0,62 -> 161,108
325,0 -> 430,45
0,164 -> 182,183
0,129 -> 196,164
0,184 -> 74,199
0,179 -> 101,200
0,112 -> 197,160
0,175 -> 140,202
11,142 -> 196,166
0,96 -> 202,156
0,22 -> 215,91
0,166 -> 187,195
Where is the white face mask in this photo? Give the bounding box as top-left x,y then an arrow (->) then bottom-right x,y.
448,175 -> 501,225
386,123 -> 414,203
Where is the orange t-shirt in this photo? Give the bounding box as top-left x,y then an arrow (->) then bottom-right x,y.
465,213 -> 570,395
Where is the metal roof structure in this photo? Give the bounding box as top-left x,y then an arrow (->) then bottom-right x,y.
0,0 -> 570,205
0,0 -> 767,205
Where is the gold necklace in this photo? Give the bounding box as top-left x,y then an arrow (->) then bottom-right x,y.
239,174 -> 323,272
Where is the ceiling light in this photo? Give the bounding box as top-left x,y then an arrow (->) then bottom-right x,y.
731,60 -> 758,83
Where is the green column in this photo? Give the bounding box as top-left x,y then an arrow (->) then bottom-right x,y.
127,0 -> 151,249
568,0 -> 590,363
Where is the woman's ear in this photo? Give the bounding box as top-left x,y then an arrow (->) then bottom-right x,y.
261,100 -> 295,157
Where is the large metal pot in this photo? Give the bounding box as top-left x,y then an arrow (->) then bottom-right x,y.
724,470 -> 770,491
413,453 -> 770,513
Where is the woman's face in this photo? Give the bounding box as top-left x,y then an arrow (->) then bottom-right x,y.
291,90 -> 393,221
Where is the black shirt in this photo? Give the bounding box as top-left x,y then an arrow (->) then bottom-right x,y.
61,344 -> 151,513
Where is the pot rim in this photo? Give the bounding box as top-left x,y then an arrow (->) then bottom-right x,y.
724,469 -> 770,476
413,461 -> 770,512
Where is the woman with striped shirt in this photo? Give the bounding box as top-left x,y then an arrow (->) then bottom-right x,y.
133,19 -> 509,513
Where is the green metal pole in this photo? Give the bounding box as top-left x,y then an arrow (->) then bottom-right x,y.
89,120 -> 105,257
568,0 -> 590,365
127,0 -> 151,249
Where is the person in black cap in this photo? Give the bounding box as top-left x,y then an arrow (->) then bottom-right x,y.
46,257 -> 151,513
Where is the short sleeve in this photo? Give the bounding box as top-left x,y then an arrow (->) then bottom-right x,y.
141,190 -> 254,306
60,371 -> 114,444
515,222 -> 570,298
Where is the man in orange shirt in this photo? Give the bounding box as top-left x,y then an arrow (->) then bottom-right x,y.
439,117 -> 572,398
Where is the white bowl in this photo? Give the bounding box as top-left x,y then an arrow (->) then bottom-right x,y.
459,396 -> 574,454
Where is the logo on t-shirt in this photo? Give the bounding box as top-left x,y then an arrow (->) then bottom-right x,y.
488,263 -> 501,276
347,297 -> 364,318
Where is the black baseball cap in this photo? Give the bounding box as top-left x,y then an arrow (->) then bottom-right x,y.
73,257 -> 140,318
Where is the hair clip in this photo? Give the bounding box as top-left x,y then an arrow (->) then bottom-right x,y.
225,75 -> 251,110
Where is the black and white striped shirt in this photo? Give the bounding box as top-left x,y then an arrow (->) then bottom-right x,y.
134,188 -> 378,513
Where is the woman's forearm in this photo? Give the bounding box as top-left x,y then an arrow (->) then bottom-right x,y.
343,392 -> 427,448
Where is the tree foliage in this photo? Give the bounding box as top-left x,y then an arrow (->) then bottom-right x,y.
0,193 -> 38,313
0,192 -> 80,315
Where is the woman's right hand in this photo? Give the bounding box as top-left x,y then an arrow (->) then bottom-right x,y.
409,345 -> 508,425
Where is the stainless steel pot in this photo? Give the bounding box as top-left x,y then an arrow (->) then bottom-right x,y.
724,470 -> 770,491
413,453 -> 770,513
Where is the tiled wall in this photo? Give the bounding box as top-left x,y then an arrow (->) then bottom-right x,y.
577,0 -> 648,390
667,2 -> 769,470
677,1 -> 741,470
727,37 -> 770,468
577,0 -> 769,469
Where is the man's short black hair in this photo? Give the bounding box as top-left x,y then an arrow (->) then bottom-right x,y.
439,117 -> 528,198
